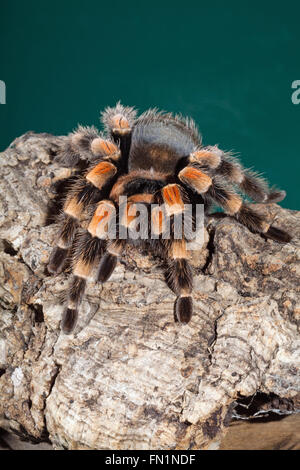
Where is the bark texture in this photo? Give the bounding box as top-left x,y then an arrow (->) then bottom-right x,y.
0,133 -> 299,450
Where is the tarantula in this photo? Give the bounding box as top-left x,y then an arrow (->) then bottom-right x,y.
47,102 -> 291,334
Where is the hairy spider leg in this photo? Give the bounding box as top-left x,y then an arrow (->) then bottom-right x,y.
179,166 -> 291,243
48,139 -> 120,274
189,147 -> 286,203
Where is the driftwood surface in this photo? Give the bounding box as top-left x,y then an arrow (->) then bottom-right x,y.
0,133 -> 299,450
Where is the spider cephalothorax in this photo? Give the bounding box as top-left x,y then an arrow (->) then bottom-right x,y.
48,102 -> 291,334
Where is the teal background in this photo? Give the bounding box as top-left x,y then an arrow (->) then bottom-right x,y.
1,0 -> 299,209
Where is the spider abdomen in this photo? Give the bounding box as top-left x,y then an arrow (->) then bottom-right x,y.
129,120 -> 197,173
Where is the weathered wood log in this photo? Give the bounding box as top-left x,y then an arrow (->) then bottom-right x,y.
0,133 -> 299,450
